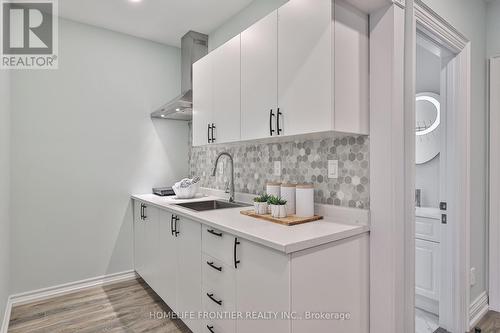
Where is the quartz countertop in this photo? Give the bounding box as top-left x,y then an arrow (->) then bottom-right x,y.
131,193 -> 369,254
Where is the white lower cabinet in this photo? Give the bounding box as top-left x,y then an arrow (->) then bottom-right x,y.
134,200 -> 369,333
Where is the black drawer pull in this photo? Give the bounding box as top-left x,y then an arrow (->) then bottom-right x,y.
142,204 -> 147,220
170,214 -> 175,235
207,325 -> 215,333
140,204 -> 145,220
207,229 -> 223,237
211,123 -> 216,143
234,237 -> 241,269
207,293 -> 222,306
208,124 -> 212,143
207,261 -> 222,272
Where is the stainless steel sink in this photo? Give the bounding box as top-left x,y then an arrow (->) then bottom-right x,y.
174,200 -> 250,212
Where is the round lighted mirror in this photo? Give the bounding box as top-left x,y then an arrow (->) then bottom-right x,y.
416,92 -> 441,164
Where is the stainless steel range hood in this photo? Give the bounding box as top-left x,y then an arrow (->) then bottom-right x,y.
151,31 -> 208,120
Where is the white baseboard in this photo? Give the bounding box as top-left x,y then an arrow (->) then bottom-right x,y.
469,291 -> 489,329
0,270 -> 137,333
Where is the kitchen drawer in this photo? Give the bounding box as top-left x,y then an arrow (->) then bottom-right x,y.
202,225 -> 236,267
415,216 -> 441,243
202,253 -> 236,304
203,319 -> 235,333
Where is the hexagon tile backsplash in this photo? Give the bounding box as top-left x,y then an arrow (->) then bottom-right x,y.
188,127 -> 370,209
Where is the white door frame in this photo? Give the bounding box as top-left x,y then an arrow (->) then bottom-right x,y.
489,56 -> 500,312
413,2 -> 471,332
370,1 -> 471,332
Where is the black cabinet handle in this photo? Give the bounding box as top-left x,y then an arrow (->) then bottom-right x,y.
208,124 -> 212,143
206,261 -> 222,272
206,293 -> 222,306
170,214 -> 175,236
207,229 -> 223,237
174,216 -> 180,237
234,237 -> 241,269
207,325 -> 215,333
277,108 -> 282,135
269,109 -> 275,136
142,204 -> 147,220
211,123 -> 216,143
140,204 -> 144,220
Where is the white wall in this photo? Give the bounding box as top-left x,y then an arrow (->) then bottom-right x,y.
415,44 -> 441,208
208,0 -> 288,51
422,0 -> 488,301
10,19 -> 189,294
0,68 -> 11,323
487,0 -> 500,58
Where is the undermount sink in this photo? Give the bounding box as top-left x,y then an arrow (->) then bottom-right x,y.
174,200 -> 250,212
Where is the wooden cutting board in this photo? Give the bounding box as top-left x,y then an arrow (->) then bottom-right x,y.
240,209 -> 323,226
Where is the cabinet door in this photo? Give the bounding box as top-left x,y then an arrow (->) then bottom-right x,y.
157,210 -> 179,312
193,54 -> 213,146
212,35 -> 241,144
133,201 -> 147,279
415,239 -> 440,301
142,204 -> 160,292
176,217 -> 202,333
278,0 -> 332,136
241,10 -> 278,141
236,238 -> 290,333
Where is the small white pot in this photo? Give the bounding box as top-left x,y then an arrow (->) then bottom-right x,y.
270,204 -> 287,218
254,202 -> 268,215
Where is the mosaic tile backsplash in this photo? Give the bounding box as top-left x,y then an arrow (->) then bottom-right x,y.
188,125 -> 370,209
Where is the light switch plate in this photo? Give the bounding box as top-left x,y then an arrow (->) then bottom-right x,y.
328,160 -> 338,179
274,161 -> 281,176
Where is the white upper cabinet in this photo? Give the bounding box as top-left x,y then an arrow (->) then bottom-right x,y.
278,0 -> 333,136
192,53 -> 213,147
334,0 -> 369,134
212,35 -> 241,144
241,10 -> 278,141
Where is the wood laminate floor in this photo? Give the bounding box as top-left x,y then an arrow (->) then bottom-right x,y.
8,278 -> 191,333
469,311 -> 500,333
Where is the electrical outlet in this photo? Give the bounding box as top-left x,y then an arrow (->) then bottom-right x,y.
470,267 -> 476,286
219,161 -> 224,174
274,161 -> 281,176
328,160 -> 338,179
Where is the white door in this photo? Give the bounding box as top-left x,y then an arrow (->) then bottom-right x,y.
176,216 -> 202,333
133,201 -> 147,278
158,210 -> 179,312
278,0 -> 332,136
212,35 -> 241,144
193,54 -> 213,146
241,10 -> 278,140
415,239 -> 440,302
235,238 -> 290,333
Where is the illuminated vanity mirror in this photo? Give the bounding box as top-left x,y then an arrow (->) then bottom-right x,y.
416,92 -> 441,164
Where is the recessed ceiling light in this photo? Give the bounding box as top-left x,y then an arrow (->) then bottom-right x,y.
129,0 -> 142,3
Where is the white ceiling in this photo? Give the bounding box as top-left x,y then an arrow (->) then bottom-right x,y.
58,0 -> 254,47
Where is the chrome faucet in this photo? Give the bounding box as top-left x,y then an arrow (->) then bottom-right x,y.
212,152 -> 235,203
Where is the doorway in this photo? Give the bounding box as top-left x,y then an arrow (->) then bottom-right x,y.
410,3 -> 471,331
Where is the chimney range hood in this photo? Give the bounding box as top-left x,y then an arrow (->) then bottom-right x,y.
151,31 -> 208,120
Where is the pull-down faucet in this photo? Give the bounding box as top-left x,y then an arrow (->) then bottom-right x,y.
211,152 -> 235,203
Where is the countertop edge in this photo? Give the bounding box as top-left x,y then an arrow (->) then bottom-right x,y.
131,195 -> 370,254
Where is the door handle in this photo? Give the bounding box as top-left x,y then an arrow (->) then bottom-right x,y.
269,109 -> 275,136
170,214 -> 175,235
276,108 -> 282,135
142,204 -> 147,220
140,204 -> 144,220
211,123 -> 216,143
206,261 -> 222,272
208,124 -> 212,143
206,293 -> 222,306
234,237 -> 240,269
174,216 -> 180,237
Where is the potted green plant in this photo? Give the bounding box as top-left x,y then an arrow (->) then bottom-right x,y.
267,195 -> 287,218
253,194 -> 270,215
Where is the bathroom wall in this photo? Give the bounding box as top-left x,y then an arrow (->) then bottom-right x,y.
415,43 -> 441,208
188,125 -> 370,209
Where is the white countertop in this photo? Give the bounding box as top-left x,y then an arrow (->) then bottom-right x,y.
132,193 -> 369,254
